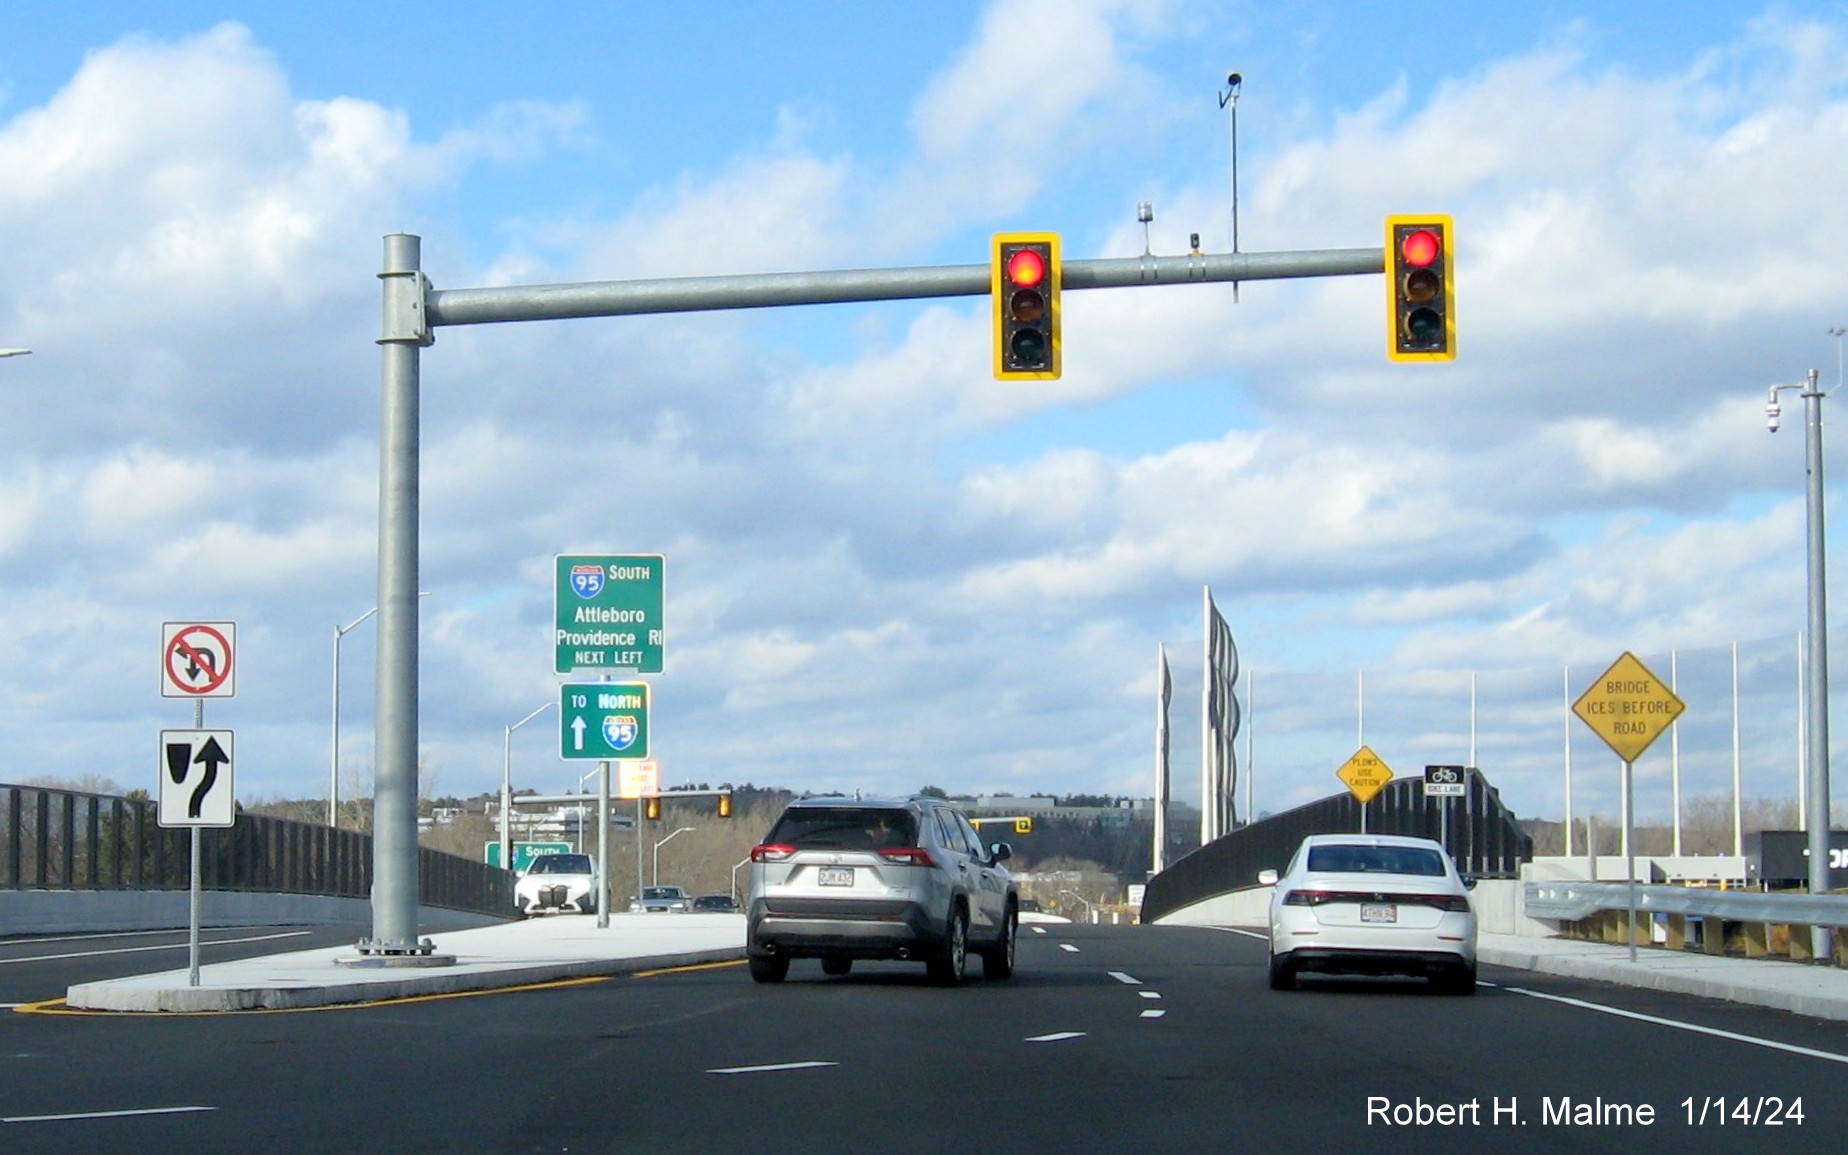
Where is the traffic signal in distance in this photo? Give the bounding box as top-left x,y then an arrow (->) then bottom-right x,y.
717,792 -> 733,818
993,233 -> 1061,380
1014,817 -> 1033,835
644,796 -> 661,821
1385,215 -> 1455,362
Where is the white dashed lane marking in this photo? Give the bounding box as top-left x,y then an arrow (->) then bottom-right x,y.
708,1061 -> 838,1075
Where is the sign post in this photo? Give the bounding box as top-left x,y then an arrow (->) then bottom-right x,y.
159,728 -> 236,986
1572,652 -> 1686,962
1337,747 -> 1394,833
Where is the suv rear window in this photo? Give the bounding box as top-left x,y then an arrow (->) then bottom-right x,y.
1306,845 -> 1446,876
767,807 -> 920,850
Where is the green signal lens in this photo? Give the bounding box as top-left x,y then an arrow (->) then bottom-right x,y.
1010,328 -> 1048,366
1404,307 -> 1444,347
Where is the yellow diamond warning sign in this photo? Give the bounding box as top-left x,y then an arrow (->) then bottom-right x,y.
1572,652 -> 1685,763
1337,746 -> 1394,804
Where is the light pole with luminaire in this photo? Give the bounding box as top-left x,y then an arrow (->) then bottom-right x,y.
0,349 -> 29,358
1766,368 -> 1833,963
653,826 -> 695,886
499,701 -> 556,870
331,592 -> 429,828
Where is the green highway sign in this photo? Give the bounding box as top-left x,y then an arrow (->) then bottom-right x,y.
555,554 -> 664,674
484,840 -> 572,872
560,682 -> 650,761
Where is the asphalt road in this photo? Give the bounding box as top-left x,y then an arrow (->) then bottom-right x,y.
4,921 -> 1846,1154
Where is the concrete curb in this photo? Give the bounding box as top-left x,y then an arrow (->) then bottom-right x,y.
64,946 -> 746,1013
1476,942 -> 1848,1023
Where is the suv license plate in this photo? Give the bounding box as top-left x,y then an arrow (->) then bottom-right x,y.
1360,903 -> 1397,924
818,867 -> 854,887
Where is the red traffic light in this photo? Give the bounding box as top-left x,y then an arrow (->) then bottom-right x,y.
1005,248 -> 1047,288
1400,228 -> 1441,268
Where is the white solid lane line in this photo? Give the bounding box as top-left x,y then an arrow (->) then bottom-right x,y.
707,1061 -> 838,1075
5,1106 -> 216,1123
0,930 -> 311,967
1504,986 -> 1848,1065
1026,1032 -> 1086,1043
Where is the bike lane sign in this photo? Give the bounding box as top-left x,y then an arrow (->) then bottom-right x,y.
162,622 -> 236,698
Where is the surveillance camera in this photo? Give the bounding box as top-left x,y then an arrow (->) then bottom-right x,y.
1227,72 -> 1242,88
1768,401 -> 1781,433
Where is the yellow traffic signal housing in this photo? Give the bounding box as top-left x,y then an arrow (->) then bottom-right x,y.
1014,817 -> 1033,835
1385,215 -> 1455,362
644,796 -> 661,821
993,233 -> 1061,380
717,792 -> 733,818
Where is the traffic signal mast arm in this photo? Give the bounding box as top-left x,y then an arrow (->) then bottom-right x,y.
418,247 -> 1384,331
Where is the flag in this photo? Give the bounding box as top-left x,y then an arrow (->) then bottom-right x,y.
1154,644 -> 1171,874
1202,587 -> 1241,844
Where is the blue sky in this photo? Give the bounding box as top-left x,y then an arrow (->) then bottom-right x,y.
1,1 -> 1845,835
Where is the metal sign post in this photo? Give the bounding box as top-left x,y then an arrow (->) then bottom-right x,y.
1572,652 -> 1686,963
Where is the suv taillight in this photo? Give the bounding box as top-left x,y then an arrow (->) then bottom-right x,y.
877,847 -> 937,867
751,844 -> 796,863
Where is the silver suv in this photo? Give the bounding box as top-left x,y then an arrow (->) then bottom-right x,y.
746,796 -> 1019,985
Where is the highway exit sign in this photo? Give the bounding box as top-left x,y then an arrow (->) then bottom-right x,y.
555,554 -> 663,674
560,682 -> 650,761
1572,651 -> 1684,763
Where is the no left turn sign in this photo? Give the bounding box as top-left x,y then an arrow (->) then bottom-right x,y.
162,622 -> 236,698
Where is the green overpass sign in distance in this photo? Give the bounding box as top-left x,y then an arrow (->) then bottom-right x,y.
556,554 -> 664,674
484,841 -> 572,871
560,682 -> 650,760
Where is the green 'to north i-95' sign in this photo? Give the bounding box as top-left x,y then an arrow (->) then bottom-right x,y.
555,554 -> 664,674
560,682 -> 649,761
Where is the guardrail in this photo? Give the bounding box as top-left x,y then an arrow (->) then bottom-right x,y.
1524,881 -> 1848,966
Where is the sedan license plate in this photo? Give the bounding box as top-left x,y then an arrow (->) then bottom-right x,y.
1359,902 -> 1397,924
817,867 -> 854,887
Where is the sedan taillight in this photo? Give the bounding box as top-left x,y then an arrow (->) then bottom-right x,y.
877,847 -> 937,867
751,844 -> 796,863
1427,894 -> 1472,912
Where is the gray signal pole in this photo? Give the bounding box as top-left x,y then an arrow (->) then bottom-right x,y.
361,233 -> 1385,955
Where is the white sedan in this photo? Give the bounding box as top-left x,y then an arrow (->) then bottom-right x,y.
1261,833 -> 1477,994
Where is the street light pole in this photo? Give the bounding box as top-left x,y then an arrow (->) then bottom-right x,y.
330,606 -> 378,829
331,592 -> 428,829
1769,369 -> 1833,962
653,826 -> 696,886
501,701 -> 556,871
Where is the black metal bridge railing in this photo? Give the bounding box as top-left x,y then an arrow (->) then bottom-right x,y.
1142,768 -> 1532,924
1,783 -> 511,918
